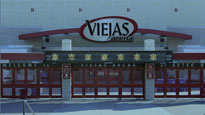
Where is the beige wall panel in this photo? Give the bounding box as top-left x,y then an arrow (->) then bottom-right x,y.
47,0 -> 65,29
81,0 -> 99,25
16,0 -> 33,27
128,1 -> 146,29
144,1 -> 165,30
112,0 -> 128,17
1,10 -> 17,27
98,0 -> 113,17
32,0 -> 49,28
1,0 -> 17,11
64,0 -> 81,28
167,0 -> 205,28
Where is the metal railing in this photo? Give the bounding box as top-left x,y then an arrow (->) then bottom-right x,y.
23,100 -> 35,115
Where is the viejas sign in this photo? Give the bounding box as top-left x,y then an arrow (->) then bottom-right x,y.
79,16 -> 138,42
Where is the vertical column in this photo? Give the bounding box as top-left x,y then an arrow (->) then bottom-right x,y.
62,39 -> 72,100
144,39 -> 155,100
62,64 -> 71,100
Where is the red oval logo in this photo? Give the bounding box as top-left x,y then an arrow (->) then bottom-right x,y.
79,16 -> 138,42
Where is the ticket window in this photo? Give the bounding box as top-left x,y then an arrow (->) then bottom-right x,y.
179,69 -> 188,84
133,70 -> 143,84
85,69 -> 95,84
3,69 -> 13,84
155,69 -> 164,84
15,69 -> 25,84
73,69 -> 83,84
191,69 -> 200,84
203,69 -> 205,84
27,69 -> 37,84
51,69 -> 61,84
108,70 -> 119,84
97,70 -> 107,84
40,69 -> 49,84
167,69 -> 176,84
122,69 -> 131,84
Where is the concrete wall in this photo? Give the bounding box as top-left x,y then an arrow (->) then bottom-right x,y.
1,0 -> 205,52
1,0 -> 205,29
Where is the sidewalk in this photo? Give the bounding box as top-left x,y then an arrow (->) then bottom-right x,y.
0,98 -> 205,115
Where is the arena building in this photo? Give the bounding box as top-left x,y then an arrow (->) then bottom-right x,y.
0,0 -> 205,100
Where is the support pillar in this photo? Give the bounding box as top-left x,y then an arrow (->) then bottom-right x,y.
61,39 -> 72,100
145,64 -> 155,100
62,78 -> 71,100
62,64 -> 72,100
144,39 -> 155,101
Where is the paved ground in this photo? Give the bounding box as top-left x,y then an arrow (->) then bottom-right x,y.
0,98 -> 205,115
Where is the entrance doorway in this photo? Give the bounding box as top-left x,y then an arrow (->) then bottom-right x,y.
155,66 -> 205,98
72,66 -> 145,98
1,66 -> 62,98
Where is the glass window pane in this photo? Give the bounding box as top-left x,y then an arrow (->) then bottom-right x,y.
155,88 -> 164,96
97,70 -> 106,84
134,88 -> 143,95
52,88 -> 61,96
122,70 -> 131,84
203,70 -> 205,84
40,69 -> 49,84
108,70 -> 119,84
85,70 -> 94,84
179,69 -> 188,84
27,69 -> 37,84
122,88 -> 131,95
3,88 -> 12,96
179,88 -> 188,95
27,88 -> 37,96
85,88 -> 94,95
167,88 -> 176,95
15,69 -> 25,84
155,69 -> 164,84
52,69 -> 61,84
3,69 -> 13,84
191,88 -> 200,95
98,88 -> 107,95
167,69 -> 176,84
203,88 -> 205,96
73,88 -> 82,96
15,88 -> 25,96
191,69 -> 200,84
40,88 -> 49,96
133,70 -> 143,84
73,69 -> 83,84
109,88 -> 118,95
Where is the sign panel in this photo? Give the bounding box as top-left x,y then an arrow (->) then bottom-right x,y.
44,51 -> 173,64
2,63 -> 205,68
63,64 -> 71,79
146,64 -> 155,79
79,16 -> 138,42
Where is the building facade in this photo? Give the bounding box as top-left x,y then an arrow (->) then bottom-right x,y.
1,0 -> 205,100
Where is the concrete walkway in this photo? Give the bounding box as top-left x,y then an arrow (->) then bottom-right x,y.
0,98 -> 205,115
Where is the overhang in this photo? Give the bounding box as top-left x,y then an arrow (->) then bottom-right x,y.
1,53 -> 205,60
19,28 -> 192,40
1,53 -> 45,60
